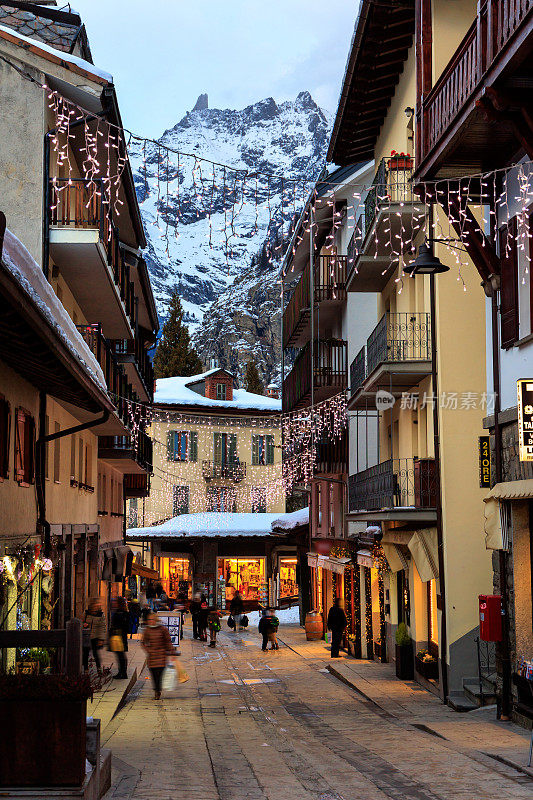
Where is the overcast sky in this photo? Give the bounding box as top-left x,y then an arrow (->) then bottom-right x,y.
70,0 -> 358,137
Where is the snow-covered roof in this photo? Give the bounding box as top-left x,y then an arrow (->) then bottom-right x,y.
154,372 -> 281,412
271,507 -> 309,531
0,24 -> 112,83
2,228 -> 107,392
127,512 -> 290,540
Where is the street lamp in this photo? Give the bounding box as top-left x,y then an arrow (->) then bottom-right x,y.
404,242 -> 450,275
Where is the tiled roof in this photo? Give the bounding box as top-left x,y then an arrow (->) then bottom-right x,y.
0,3 -> 90,59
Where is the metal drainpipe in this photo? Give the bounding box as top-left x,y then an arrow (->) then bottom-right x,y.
491,288 -> 512,719
36,395 -> 110,556
429,267 -> 449,705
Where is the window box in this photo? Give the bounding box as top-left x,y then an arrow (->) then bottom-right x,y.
415,651 -> 438,680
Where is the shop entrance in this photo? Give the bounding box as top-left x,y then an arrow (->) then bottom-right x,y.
159,556 -> 192,600
217,557 -> 266,609
278,557 -> 298,604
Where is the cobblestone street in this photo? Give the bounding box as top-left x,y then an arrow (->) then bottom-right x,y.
102,623 -> 533,800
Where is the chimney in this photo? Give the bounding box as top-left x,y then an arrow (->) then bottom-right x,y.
266,384 -> 279,399
210,357 -> 218,370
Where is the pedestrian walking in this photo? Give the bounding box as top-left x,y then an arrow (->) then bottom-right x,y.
83,597 -> 106,674
327,598 -> 347,659
229,590 -> 244,631
110,597 -> 129,678
128,595 -> 142,638
207,603 -> 222,647
141,611 -> 177,699
190,592 -> 202,639
146,582 -> 156,610
198,595 -> 209,641
258,608 -> 279,650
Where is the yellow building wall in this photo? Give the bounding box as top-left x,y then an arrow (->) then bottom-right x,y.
143,412 -> 284,525
374,45 -> 416,166
432,0 -> 478,81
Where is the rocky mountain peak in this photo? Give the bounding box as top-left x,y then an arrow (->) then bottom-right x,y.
192,93 -> 208,112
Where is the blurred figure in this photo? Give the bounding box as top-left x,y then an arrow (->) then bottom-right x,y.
142,611 -> 176,700
327,598 -> 347,659
229,590 -> 244,631
258,608 -> 270,652
190,592 -> 202,639
83,597 -> 106,674
258,608 -> 279,651
146,582 -> 156,610
110,597 -> 129,678
207,603 -> 222,648
198,595 -> 209,641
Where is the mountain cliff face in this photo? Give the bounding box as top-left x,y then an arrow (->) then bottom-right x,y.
130,92 -> 329,384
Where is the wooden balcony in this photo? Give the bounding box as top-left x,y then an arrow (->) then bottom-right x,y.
282,339 -> 347,412
202,460 -> 246,482
111,338 -> 154,403
283,255 -> 347,349
49,179 -> 136,337
349,313 -> 432,408
346,157 -> 426,292
417,0 -> 533,178
348,457 -> 438,522
124,473 -> 151,499
315,431 -> 348,475
98,430 -> 153,474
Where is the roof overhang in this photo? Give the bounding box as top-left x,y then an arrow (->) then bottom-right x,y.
327,0 -> 415,166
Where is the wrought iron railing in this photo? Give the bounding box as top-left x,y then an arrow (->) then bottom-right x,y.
315,431 -> 348,474
202,460 -> 246,482
366,312 -> 431,377
282,339 -> 348,411
418,0 -> 533,163
99,430 -> 153,472
50,179 -> 136,330
350,347 -> 366,395
283,256 -> 347,348
112,338 -> 155,400
349,457 -> 437,512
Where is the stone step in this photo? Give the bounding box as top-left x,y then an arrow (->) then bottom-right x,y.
447,691 -> 478,712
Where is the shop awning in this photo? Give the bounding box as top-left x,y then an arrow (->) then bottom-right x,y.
481,480 -> 533,550
408,529 -> 438,582
131,562 -> 160,580
114,546 -> 134,578
356,549 -> 375,568
381,543 -> 408,573
307,554 -> 351,573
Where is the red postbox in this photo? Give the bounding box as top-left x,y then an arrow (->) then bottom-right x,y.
478,594 -> 502,642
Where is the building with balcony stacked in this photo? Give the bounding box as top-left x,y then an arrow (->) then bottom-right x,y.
127,368 -> 303,613
282,160 -> 380,638
414,0 -> 533,723
326,0 -> 493,701
0,2 -> 158,653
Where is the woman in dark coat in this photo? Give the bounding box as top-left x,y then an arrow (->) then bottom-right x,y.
327,598 -> 347,659
111,597 -> 129,678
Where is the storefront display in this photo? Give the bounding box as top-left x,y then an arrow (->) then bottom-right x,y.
279,557 -> 298,599
218,557 -> 265,606
159,556 -> 192,599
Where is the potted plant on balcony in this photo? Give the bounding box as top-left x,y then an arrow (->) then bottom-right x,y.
415,649 -> 439,680
0,672 -> 93,786
395,623 -> 414,680
387,150 -> 413,170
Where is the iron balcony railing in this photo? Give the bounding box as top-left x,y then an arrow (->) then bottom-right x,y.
315,431 -> 348,475
283,255 -> 347,348
418,0 -> 533,165
202,460 -> 246,482
283,339 -> 348,411
99,430 -> 153,473
350,313 -> 431,394
112,338 -> 155,401
50,179 -> 137,330
349,457 -> 438,512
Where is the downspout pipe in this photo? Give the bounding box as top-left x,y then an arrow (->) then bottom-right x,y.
36,397 -> 109,556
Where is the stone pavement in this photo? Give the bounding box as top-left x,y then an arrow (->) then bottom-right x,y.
88,638 -> 146,730
101,621 -> 533,800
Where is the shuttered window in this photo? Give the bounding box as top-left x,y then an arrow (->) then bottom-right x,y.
172,485 -> 190,516
0,395 -> 11,480
500,217 -> 519,348
167,431 -> 198,462
206,487 -> 237,512
214,432 -> 237,463
251,487 -> 266,513
252,434 -> 275,465
14,408 -> 35,486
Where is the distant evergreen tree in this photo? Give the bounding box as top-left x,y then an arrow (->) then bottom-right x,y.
153,292 -> 203,378
245,359 -> 264,395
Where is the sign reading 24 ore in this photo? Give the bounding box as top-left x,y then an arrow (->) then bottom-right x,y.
517,379 -> 533,462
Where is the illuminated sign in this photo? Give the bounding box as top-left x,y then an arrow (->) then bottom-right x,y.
517,379 -> 533,462
478,436 -> 491,488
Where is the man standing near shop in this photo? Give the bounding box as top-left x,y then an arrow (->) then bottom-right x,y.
327,598 -> 347,659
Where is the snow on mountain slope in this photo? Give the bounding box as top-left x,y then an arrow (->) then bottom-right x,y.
129,92 -> 330,382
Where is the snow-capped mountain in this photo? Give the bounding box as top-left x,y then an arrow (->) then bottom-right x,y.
130,91 -> 330,384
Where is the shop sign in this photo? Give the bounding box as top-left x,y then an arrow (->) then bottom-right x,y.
517,379 -> 533,461
356,551 -> 374,569
478,436 -> 491,488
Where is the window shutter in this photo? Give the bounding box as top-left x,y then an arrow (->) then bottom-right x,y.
214,432 -> 222,463
228,433 -> 237,464
0,397 -> 10,479
167,431 -> 175,461
189,431 -> 198,462
26,415 -> 35,484
252,435 -> 259,465
266,435 -> 275,465
15,409 -> 26,482
500,218 -> 519,348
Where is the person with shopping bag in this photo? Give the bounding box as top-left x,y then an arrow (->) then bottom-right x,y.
207,603 -> 222,648
83,597 -> 106,675
109,597 -> 129,679
142,612 -> 187,699
229,590 -> 244,631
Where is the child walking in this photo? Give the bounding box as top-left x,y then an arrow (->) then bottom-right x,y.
207,603 -> 222,647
